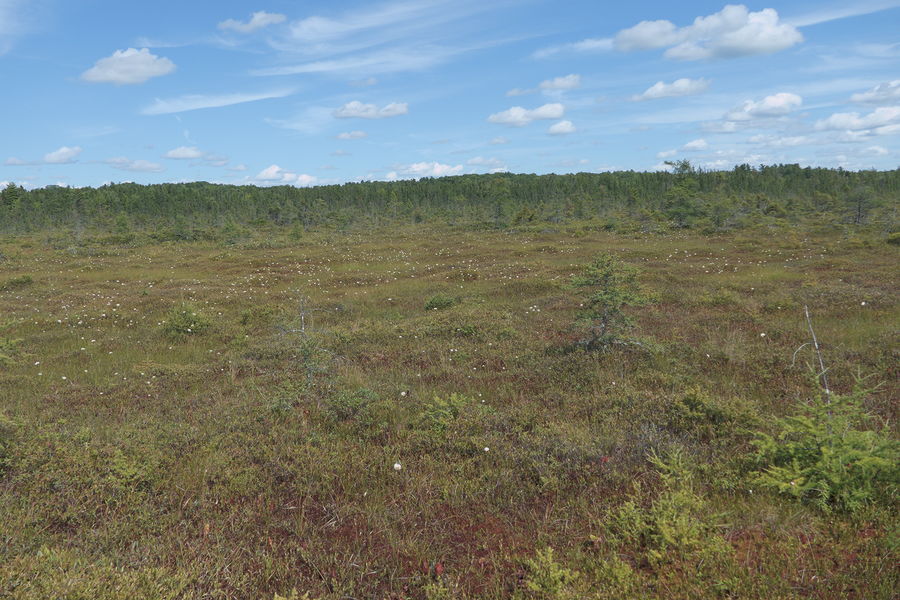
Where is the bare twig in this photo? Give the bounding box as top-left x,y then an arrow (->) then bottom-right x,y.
804,305 -> 831,402
791,342 -> 811,367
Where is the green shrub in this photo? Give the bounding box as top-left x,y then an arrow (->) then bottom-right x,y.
162,302 -> 212,336
425,293 -> 458,311
664,387 -> 757,443
0,338 -> 22,366
274,591 -> 317,600
421,393 -> 471,434
0,274 -> 33,291
751,381 -> 899,513
605,448 -> 731,566
325,388 -> 378,423
519,547 -> 579,600
0,546 -> 188,599
570,253 -> 650,351
0,413 -> 16,478
886,232 -> 900,246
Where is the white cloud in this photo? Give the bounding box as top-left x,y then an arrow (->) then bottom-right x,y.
505,75 -> 580,97
395,161 -> 463,178
488,103 -> 565,127
142,89 -> 293,115
702,120 -> 739,133
540,74 -> 581,91
748,134 -> 810,147
725,92 -> 802,121
4,157 -> 29,166
490,136 -> 510,145
43,146 -> 83,164
255,164 -> 318,186
533,37 -> 613,59
218,11 -> 286,33
467,156 -> 507,171
105,157 -> 164,172
633,77 -> 710,101
227,164 -> 248,172
333,100 -> 408,119
815,106 -> 900,130
614,5 -> 802,61
863,145 -> 889,156
851,80 -> 900,104
682,138 -> 708,151
81,48 -> 175,85
164,146 -> 204,159
336,130 -> 368,139
657,149 -> 677,159
548,120 -> 576,135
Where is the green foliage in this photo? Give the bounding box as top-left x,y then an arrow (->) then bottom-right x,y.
664,387 -> 757,443
274,591 -> 317,600
162,302 -> 212,337
752,381 -> 899,513
325,388 -> 378,423
423,581 -> 454,600
2,167 -> 900,235
605,448 -> 731,566
0,274 -> 33,291
519,547 -> 579,600
421,393 -> 472,434
570,253 -> 650,350
425,293 -> 458,311
0,546 -> 189,599
0,337 -> 23,366
0,413 -> 16,478
886,232 -> 900,245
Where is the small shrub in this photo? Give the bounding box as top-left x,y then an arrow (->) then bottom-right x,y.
274,591 -> 317,600
0,338 -> 22,366
605,448 -> 731,566
240,305 -> 280,328
0,274 -> 33,291
570,253 -> 650,351
421,393 -> 472,434
664,387 -> 757,443
0,413 -> 16,478
885,232 -> 900,246
519,547 -> 579,600
162,302 -> 212,337
425,294 -> 458,311
325,388 -> 378,423
751,380 -> 899,513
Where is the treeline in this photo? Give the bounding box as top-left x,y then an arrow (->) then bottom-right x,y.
1,163 -> 898,236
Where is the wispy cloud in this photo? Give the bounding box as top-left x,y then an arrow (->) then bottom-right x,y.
219,11 -> 286,34
141,89 -> 294,115
255,0 -> 522,77
105,157 -> 164,172
0,0 -> 30,55
786,0 -> 900,27
533,38 -> 612,59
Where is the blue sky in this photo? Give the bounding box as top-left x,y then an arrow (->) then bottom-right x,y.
1,0 -> 899,189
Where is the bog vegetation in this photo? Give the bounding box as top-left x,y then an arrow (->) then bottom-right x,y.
0,166 -> 897,599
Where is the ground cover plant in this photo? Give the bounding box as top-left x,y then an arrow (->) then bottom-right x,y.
0,218 -> 897,599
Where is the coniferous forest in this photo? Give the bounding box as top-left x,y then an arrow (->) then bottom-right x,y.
2,163 -> 898,236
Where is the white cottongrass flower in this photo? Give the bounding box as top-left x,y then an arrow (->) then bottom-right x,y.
393,462 -> 402,471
